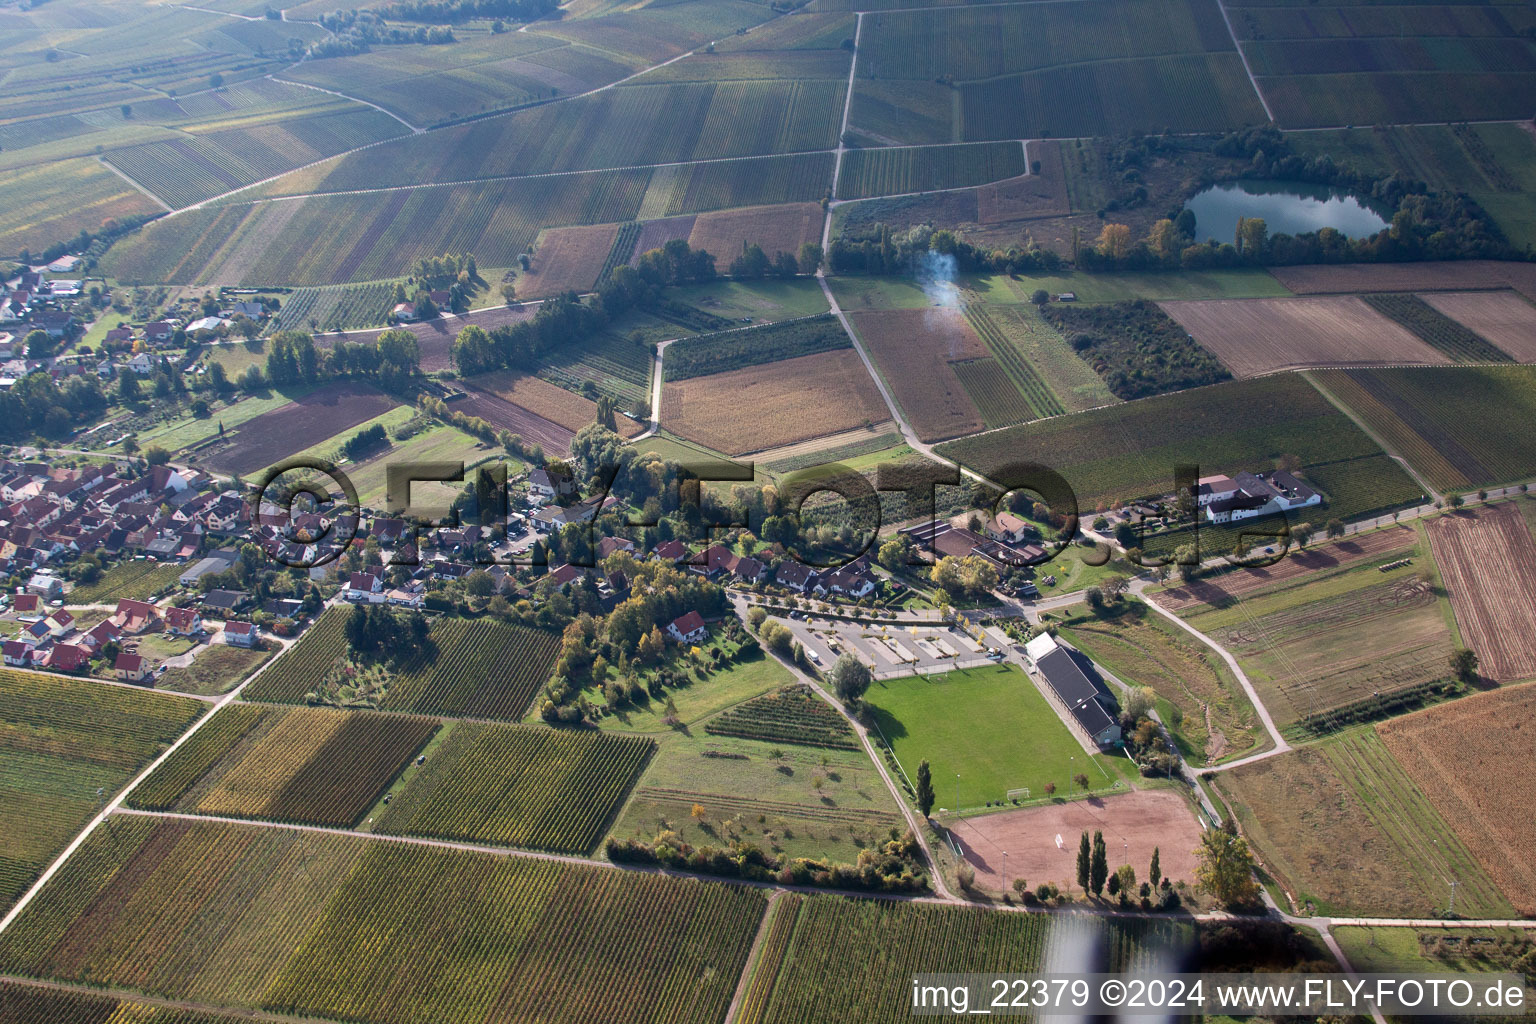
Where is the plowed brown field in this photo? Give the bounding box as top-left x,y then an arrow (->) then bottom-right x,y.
954,790 -> 1203,896
848,307 -> 987,442
1160,296 -> 1448,378
456,371 -> 644,456
1425,504 -> 1536,682
1378,683 -> 1536,915
661,349 -> 891,455
517,223 -> 623,299
1420,290 -> 1536,362
1270,261 -> 1536,302
687,202 -> 822,261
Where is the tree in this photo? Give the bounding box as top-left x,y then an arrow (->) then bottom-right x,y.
24,329 -> 51,358
1073,772 -> 1089,792
828,652 -> 872,705
1325,517 -> 1346,539
1090,830 -> 1108,896
1043,781 -> 1056,798
746,606 -> 767,629
1449,647 -> 1479,684
1292,522 -> 1314,549
1076,831 -> 1091,892
1031,289 -> 1050,308
760,620 -> 793,656
1196,825 -> 1262,909
1096,223 -> 1132,261
1448,492 -> 1465,508
1149,847 -> 1161,889
916,759 -> 934,817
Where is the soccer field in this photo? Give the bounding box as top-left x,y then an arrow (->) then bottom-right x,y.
864,663 -> 1130,813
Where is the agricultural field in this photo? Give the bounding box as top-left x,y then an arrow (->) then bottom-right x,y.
1269,260 -> 1536,303
1160,296 -> 1449,378
257,80 -> 845,194
1424,504 -> 1536,683
374,723 -> 653,854
0,981 -> 272,1023
199,381 -> 400,476
1420,290 -> 1536,363
664,314 -> 848,381
954,790 -> 1204,896
66,561 -> 181,604
459,370 -> 645,440
864,664 -> 1131,813
106,107 -> 410,209
344,301 -> 540,374
1361,293 -> 1514,364
761,430 -> 908,475
344,424 -> 496,511
1379,683 -> 1536,916
750,900 -> 1183,1024
0,670 -> 202,913
838,142 -> 1026,201
242,606 -> 350,704
516,223 -> 623,299
137,706 -> 437,829
662,348 -> 892,456
937,373 -> 1421,518
1214,729 -> 1512,919
1059,601 -> 1265,765
846,307 -> 987,441
103,169 -> 654,286
962,298 -> 1118,416
847,0 -> 1265,143
0,156 -> 164,256
1227,1 -> 1536,129
687,202 -> 823,263
672,278 -> 831,324
705,684 -> 858,750
1177,535 -> 1454,731
0,816 -> 767,1024
654,153 -> 835,217
609,727 -> 908,867
283,36 -> 639,128
534,331 -> 652,409
1311,366 -> 1536,492
268,281 -> 401,334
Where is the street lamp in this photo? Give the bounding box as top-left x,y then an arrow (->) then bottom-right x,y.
956,773 -> 960,815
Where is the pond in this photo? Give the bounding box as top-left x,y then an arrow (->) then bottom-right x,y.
1185,179 -> 1390,243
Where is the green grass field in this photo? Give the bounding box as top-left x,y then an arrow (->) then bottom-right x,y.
865,663 -> 1129,812
673,278 -> 831,322
593,646 -> 794,734
157,644 -> 273,697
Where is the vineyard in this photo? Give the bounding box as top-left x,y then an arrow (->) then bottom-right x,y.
951,358 -> 1037,429
128,703 -> 271,812
664,315 -> 848,380
0,671 -> 202,912
838,141 -> 1025,200
242,606 -> 348,704
961,301 -> 1064,419
1315,366 -> 1536,492
376,723 -> 654,853
936,372 -> 1418,513
103,169 -> 654,286
0,816 -> 767,1024
535,330 -> 652,408
65,561 -> 182,604
245,612 -> 560,722
704,685 -> 858,750
108,107 -> 410,208
382,618 -> 563,720
846,308 -> 987,442
753,898 -> 1185,1022
1420,290 -> 1536,362
269,281 -> 401,334
0,981 -> 265,1023
663,153 -> 835,216
734,895 -> 803,1024
596,221 -> 643,284
1361,293 -> 1511,364
188,708 -> 438,828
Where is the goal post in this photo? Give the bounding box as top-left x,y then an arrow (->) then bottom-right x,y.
1007,787 -> 1030,801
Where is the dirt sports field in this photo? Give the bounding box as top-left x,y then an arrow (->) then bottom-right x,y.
848,307 -> 987,442
517,223 -> 623,299
1379,683 -> 1536,915
1425,503 -> 1536,682
661,349 -> 892,456
953,790 -> 1203,896
1420,290 -> 1536,362
687,202 -> 822,262
1159,296 -> 1448,378
204,382 -> 398,476
1269,261 -> 1536,303
342,302 -> 539,372
1152,526 -> 1417,614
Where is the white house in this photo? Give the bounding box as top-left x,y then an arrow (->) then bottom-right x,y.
667,610 -> 707,644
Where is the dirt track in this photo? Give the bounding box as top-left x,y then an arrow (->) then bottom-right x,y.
953,790 -> 1204,896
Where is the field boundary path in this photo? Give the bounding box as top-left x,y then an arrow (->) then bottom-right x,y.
0,976 -> 323,1024
723,890 -> 781,1024
1304,369 -> 1442,503
1213,0 -> 1275,123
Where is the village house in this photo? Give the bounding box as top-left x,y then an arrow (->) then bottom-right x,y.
667,610 -> 707,644
110,598 -> 160,635
222,620 -> 258,648
165,606 -> 203,636
114,652 -> 152,684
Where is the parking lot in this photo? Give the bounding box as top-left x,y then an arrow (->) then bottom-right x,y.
771,614 -> 1001,679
